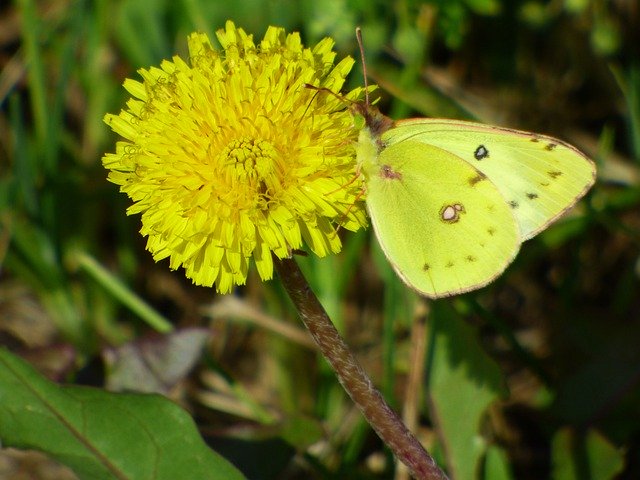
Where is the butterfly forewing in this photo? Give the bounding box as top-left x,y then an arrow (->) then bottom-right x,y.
385,119 -> 596,240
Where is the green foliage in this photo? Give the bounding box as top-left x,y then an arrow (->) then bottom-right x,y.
2,0 -> 639,478
0,349 -> 245,480
426,302 -> 506,480
552,428 -> 624,480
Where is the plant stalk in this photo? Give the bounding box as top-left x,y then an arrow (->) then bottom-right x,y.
274,256 -> 448,480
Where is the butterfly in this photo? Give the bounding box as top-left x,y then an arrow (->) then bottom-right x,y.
353,52 -> 595,299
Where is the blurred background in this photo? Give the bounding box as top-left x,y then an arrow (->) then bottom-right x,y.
1,0 -> 639,479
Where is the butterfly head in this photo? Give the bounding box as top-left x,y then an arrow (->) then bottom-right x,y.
352,101 -> 394,140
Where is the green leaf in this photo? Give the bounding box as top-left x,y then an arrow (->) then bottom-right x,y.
426,302 -> 506,480
552,428 -> 624,480
483,446 -> 514,480
0,348 -> 246,480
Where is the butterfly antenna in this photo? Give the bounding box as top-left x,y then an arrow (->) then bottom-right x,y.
301,87 -> 321,119
355,27 -> 370,108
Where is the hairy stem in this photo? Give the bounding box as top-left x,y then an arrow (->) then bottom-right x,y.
274,256 -> 448,480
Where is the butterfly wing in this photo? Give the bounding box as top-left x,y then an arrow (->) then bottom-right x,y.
362,138 -> 520,298
385,119 -> 596,240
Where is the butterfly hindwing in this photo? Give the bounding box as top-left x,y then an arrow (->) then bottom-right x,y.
363,139 -> 520,298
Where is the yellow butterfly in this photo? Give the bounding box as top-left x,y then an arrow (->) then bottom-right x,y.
354,32 -> 596,298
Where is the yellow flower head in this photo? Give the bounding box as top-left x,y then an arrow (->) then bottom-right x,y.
103,21 -> 367,293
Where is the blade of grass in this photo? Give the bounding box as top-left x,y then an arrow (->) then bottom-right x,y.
73,250 -> 173,333
16,0 -> 47,158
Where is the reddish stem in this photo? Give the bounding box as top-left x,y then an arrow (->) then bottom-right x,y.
274,257 -> 448,480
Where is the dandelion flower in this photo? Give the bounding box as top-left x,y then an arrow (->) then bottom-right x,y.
103,21 -> 368,293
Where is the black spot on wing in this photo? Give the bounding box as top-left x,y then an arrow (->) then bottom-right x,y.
526,192 -> 539,200
548,171 -> 562,179
508,200 -> 519,209
423,263 -> 431,272
468,172 -> 487,186
545,143 -> 557,151
446,261 -> 454,268
474,145 -> 489,160
465,255 -> 477,262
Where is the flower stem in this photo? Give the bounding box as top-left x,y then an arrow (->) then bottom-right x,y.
274,256 -> 448,480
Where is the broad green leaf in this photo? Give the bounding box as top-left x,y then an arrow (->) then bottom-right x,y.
0,349 -> 245,480
552,428 -> 624,480
426,302 -> 506,480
